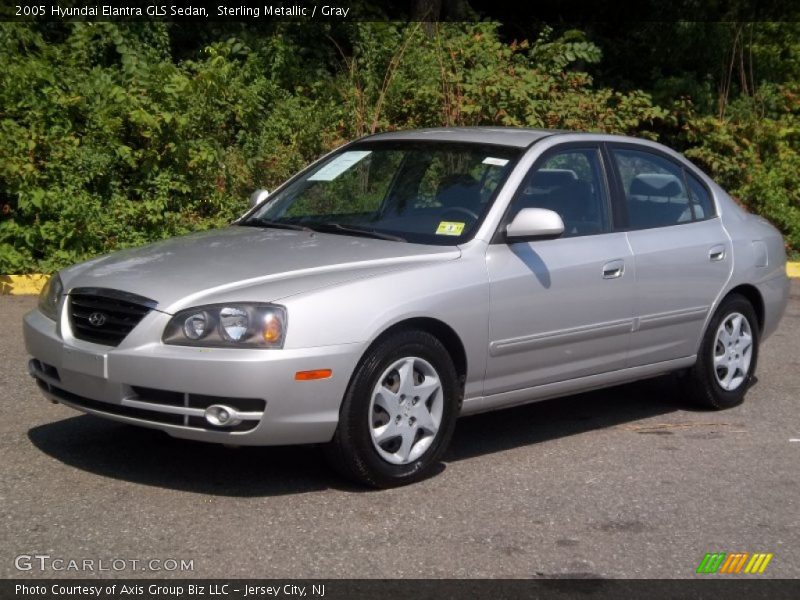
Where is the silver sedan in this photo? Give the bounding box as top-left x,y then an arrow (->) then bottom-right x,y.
24,128 -> 790,487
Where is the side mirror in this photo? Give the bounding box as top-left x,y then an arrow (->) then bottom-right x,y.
249,189 -> 270,208
505,208 -> 564,241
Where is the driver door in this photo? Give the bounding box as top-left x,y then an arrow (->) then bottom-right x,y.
484,145 -> 636,395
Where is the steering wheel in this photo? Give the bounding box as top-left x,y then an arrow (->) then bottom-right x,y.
441,207 -> 479,221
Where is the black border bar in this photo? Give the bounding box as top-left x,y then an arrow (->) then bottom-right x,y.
2,0 -> 799,23
5,579 -> 800,600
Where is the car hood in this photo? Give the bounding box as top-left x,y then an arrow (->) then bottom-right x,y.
61,226 -> 461,313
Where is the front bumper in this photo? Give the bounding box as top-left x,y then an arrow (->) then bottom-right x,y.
23,307 -> 361,445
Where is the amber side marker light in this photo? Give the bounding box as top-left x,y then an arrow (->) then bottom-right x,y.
295,369 -> 333,381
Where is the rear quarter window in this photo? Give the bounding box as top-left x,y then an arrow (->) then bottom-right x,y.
685,170 -> 717,220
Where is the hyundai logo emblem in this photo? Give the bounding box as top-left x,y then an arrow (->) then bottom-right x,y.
88,312 -> 107,327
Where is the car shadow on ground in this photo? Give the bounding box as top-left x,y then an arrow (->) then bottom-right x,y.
446,374 -> 696,462
27,414 -> 343,496
27,375 -> 697,496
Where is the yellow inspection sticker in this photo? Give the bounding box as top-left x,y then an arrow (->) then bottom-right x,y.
436,221 -> 465,236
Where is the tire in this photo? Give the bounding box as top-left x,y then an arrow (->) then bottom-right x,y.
683,294 -> 759,410
324,330 -> 460,488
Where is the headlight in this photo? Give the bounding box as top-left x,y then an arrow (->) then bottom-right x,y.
163,304 -> 287,348
219,306 -> 249,342
183,311 -> 209,340
38,274 -> 63,321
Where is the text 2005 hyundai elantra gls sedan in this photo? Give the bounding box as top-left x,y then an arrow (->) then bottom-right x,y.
24,128 -> 789,487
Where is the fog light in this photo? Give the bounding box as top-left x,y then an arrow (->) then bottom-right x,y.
204,404 -> 241,427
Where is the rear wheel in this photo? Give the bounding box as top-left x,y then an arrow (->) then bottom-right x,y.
683,294 -> 759,409
324,330 -> 460,488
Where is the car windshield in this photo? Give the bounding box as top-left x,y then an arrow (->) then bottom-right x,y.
242,141 -> 521,245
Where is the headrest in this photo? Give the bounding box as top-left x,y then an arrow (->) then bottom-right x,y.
530,169 -> 578,188
436,173 -> 481,207
629,173 -> 683,197
437,173 -> 478,193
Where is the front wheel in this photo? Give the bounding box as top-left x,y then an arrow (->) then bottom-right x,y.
683,294 -> 759,409
324,330 -> 460,488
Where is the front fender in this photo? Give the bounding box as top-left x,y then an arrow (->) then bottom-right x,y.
280,251 -> 490,400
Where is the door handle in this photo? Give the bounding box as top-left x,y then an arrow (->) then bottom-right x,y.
709,245 -> 726,262
602,259 -> 625,279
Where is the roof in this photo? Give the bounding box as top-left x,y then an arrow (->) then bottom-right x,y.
363,127 -> 561,148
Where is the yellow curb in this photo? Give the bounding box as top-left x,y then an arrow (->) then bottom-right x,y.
2,262 -> 800,295
0,274 -> 48,295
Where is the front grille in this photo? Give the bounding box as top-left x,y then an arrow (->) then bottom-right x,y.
68,288 -> 157,346
131,387 -> 265,432
31,368 -> 265,433
130,387 -> 266,413
37,380 -> 184,426
30,359 -> 60,381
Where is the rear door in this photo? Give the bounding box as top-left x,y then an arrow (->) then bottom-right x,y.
606,144 -> 732,366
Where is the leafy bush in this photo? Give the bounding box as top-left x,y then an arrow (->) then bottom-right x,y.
0,22 -> 336,272
678,84 -> 800,251
0,21 -> 798,273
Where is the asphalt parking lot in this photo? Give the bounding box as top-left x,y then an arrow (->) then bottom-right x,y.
1,286 -> 798,579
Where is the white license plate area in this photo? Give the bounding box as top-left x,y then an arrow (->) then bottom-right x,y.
62,346 -> 107,378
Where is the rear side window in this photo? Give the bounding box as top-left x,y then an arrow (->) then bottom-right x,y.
508,148 -> 611,237
685,171 -> 716,219
612,149 -> 695,229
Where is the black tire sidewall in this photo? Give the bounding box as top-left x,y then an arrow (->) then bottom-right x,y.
696,295 -> 759,408
333,330 -> 460,487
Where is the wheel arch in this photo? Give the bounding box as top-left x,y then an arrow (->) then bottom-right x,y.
362,317 -> 468,394
723,284 -> 765,333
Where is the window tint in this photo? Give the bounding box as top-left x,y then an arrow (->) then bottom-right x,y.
508,148 -> 610,237
285,150 -> 403,218
414,150 -> 511,210
249,142 -> 519,245
612,148 -> 694,229
685,171 -> 716,219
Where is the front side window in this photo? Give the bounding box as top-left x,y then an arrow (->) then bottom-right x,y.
243,141 -> 520,245
507,148 -> 611,237
612,148 -> 695,229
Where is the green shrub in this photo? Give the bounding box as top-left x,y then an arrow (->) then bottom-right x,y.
677,85 -> 800,251
0,21 -> 798,273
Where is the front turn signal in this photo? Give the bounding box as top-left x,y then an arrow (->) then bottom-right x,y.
294,369 -> 333,381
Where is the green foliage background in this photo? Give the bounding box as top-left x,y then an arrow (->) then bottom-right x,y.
1,20 -> 799,273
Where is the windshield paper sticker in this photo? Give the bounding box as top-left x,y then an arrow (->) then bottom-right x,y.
308,151 -> 372,181
482,156 -> 509,167
436,221 -> 465,236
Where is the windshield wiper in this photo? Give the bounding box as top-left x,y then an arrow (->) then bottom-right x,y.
240,218 -> 313,232
309,222 -> 406,242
